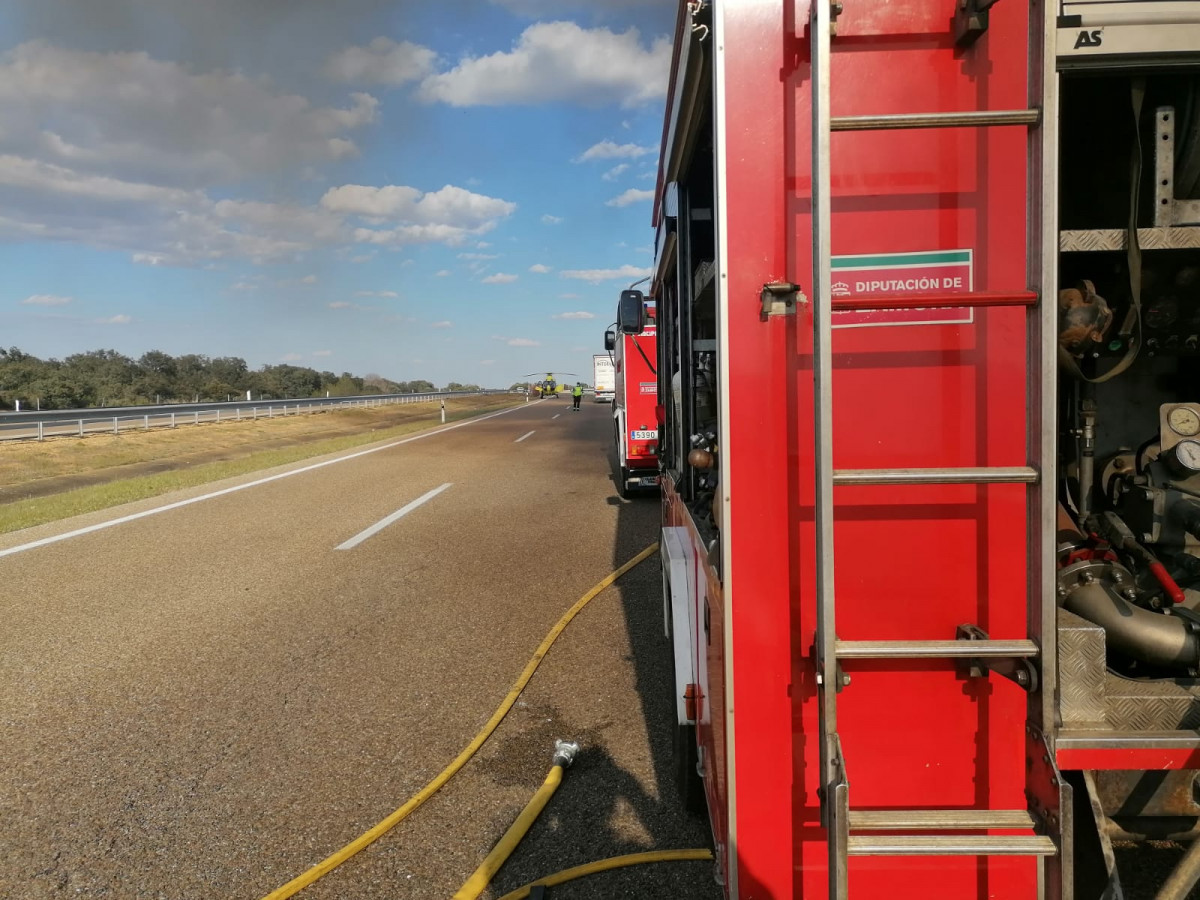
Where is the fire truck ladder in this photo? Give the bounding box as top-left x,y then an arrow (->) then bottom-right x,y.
809,2 -> 1062,896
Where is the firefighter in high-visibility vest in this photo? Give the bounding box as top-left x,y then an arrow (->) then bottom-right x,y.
571,382 -> 583,411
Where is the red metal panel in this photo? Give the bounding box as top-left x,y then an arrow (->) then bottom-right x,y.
718,0 -> 1037,897
718,1 -> 795,896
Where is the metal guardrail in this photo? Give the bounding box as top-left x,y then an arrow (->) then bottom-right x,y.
0,391 -> 495,443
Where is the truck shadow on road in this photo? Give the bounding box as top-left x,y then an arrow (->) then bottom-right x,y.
483,425 -> 720,897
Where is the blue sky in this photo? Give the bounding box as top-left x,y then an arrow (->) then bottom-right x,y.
0,0 -> 674,387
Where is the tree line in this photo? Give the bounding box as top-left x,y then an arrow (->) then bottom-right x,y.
0,347 -> 485,410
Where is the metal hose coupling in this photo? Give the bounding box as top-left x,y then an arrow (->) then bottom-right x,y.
552,740 -> 580,768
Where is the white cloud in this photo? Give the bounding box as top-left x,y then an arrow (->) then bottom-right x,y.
482,272 -> 518,284
98,314 -> 131,325
0,42 -> 377,189
0,40 -> 671,267
529,263 -> 551,273
0,159 -> 346,267
322,183 -> 514,223
355,290 -> 399,298
506,337 -> 540,347
280,352 -> 303,362
300,274 -> 318,284
431,320 -> 453,328
435,269 -> 451,277
322,182 -> 516,247
329,300 -> 374,311
553,311 -> 596,319
312,350 -> 333,357
602,163 -> 630,181
458,252 -> 500,260
560,264 -> 651,283
606,188 -> 654,207
21,293 -> 72,306
559,292 -> 580,299
324,38 -> 437,86
418,23 -> 670,108
578,141 -> 654,162
0,44 -> 539,266
480,359 -> 496,365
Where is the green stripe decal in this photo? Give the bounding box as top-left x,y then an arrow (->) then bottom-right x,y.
833,250 -> 971,268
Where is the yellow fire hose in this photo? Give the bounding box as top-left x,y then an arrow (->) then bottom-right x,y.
262,545 -> 660,900
452,741 -> 578,899
495,849 -> 715,900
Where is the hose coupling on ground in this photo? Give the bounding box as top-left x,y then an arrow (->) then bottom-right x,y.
552,740 -> 580,768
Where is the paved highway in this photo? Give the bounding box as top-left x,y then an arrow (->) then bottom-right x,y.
0,397 -> 718,899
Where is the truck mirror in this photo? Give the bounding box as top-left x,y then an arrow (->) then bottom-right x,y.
604,330 -> 616,351
618,290 -> 646,335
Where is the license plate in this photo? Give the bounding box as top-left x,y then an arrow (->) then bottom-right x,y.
638,476 -> 658,486
630,430 -> 657,440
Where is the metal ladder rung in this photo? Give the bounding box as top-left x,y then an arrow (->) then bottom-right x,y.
831,109 -> 1040,132
831,290 -> 1038,311
836,639 -> 1038,660
847,835 -> 1057,857
832,466 -> 1038,486
849,809 -> 1036,831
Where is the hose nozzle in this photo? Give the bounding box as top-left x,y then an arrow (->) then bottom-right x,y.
552,740 -> 580,768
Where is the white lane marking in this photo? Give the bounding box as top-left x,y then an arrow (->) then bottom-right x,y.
0,404 -> 526,560
515,430 -> 535,443
552,414 -> 560,420
336,483 -> 452,551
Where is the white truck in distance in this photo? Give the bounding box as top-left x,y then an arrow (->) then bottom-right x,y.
592,354 -> 614,402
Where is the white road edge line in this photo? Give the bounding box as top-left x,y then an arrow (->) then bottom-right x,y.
552,414 -> 560,419
335,483 -> 452,551
0,403 -> 525,560
515,430 -> 536,443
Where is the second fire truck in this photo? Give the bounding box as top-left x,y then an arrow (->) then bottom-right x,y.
606,299 -> 659,498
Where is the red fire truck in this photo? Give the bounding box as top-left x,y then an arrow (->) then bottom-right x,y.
606,296 -> 660,498
642,0 -> 1200,897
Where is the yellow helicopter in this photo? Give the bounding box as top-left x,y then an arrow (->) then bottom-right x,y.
523,372 -> 577,399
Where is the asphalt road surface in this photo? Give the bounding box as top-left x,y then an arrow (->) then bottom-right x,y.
0,397 -> 720,899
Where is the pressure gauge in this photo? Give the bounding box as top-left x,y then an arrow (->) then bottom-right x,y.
1169,406 -> 1200,436
1175,439 -> 1200,473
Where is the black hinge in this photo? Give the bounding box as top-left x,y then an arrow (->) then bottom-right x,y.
760,281 -> 805,320
955,0 -> 1001,47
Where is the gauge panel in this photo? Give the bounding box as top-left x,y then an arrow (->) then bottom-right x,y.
1160,403 -> 1200,456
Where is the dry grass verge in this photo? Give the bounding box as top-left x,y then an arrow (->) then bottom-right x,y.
0,394 -> 523,533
